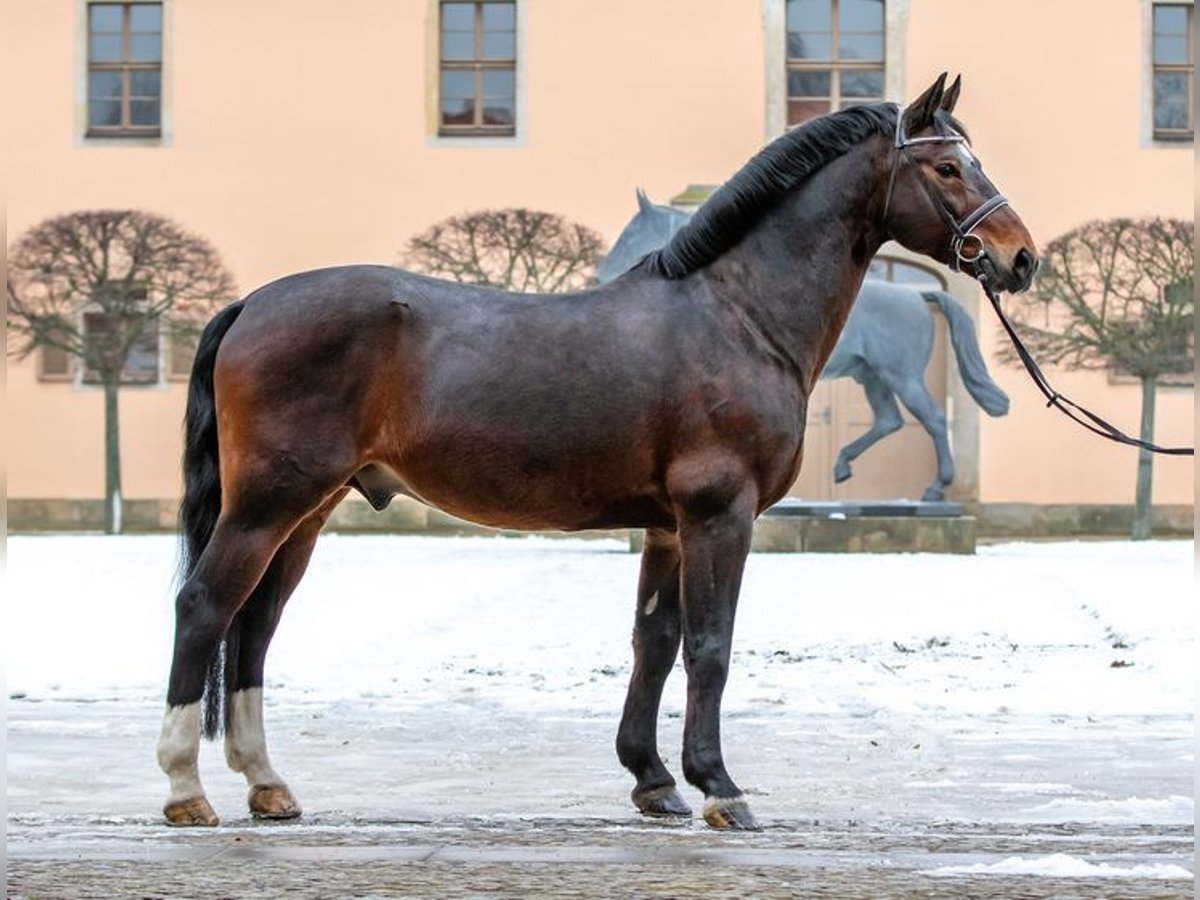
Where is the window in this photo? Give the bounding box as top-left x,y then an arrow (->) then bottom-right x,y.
87,2 -> 162,136
439,1 -> 516,136
39,337 -> 73,381
1152,3 -> 1193,139
786,0 -> 885,126
82,312 -> 160,384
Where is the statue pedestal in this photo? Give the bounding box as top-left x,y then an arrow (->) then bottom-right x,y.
751,499 -> 975,554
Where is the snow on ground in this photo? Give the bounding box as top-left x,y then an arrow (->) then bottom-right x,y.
5,534 -> 1195,838
925,853 -> 1195,879
5,534 -> 1194,722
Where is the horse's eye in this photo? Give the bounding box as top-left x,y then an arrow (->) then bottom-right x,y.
935,163 -> 959,178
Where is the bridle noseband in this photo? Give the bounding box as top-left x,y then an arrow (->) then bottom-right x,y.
882,114 -> 1009,280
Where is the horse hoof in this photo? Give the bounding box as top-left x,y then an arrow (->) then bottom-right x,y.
702,795 -> 760,830
633,785 -> 693,818
249,784 -> 302,820
921,488 -> 944,502
833,463 -> 852,483
163,796 -> 220,827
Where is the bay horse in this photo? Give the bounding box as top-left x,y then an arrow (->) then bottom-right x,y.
158,75 -> 1037,830
600,197 -> 1011,500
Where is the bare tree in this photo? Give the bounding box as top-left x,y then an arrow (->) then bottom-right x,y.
400,208 -> 606,293
7,210 -> 237,533
997,217 -> 1193,539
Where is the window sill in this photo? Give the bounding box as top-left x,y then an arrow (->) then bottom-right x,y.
83,130 -> 164,147
427,130 -> 524,149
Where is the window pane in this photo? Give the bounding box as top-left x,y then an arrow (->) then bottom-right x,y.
481,69 -> 513,97
1153,4 -> 1189,34
41,343 -> 71,378
441,2 -> 475,30
170,333 -> 196,377
89,4 -> 123,32
788,98 -> 830,125
130,4 -> 162,32
130,33 -> 161,61
482,30 -> 515,59
1154,34 -> 1189,64
124,324 -> 160,383
482,2 -> 515,30
787,69 -> 831,97
90,34 -> 122,61
787,31 -> 832,59
441,69 -> 474,97
130,99 -> 160,125
1154,73 -> 1190,129
840,68 -> 884,97
787,0 -> 832,32
481,99 -> 514,126
839,32 -> 883,60
441,96 -> 476,125
441,31 -> 475,60
89,99 -> 122,127
839,0 -> 883,31
89,70 -> 123,99
130,69 -> 160,97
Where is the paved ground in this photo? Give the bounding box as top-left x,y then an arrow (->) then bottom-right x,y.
7,699 -> 1193,899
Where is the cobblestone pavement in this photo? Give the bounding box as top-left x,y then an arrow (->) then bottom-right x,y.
8,816 -> 1193,899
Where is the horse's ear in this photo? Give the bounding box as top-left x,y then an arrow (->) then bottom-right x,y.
940,74 -> 962,114
636,188 -> 652,212
902,72 -> 947,134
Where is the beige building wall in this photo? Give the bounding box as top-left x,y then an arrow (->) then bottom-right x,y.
5,0 -> 1194,513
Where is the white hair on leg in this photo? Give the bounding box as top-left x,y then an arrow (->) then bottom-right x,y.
224,687 -> 285,788
156,702 -> 204,804
643,590 -> 659,616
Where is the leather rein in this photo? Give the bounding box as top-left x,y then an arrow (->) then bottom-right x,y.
882,115 -> 1193,457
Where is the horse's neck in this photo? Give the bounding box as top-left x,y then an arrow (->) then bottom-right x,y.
709,145 -> 887,391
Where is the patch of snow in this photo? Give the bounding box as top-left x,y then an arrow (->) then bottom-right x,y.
926,853 -> 1193,880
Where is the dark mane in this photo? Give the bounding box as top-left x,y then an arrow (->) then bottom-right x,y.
648,104 -> 898,279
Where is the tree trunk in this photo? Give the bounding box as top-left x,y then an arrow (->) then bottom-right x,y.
103,378 -> 124,534
1131,375 -> 1157,540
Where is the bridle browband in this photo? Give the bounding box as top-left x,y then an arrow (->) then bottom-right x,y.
882,112 -> 1009,278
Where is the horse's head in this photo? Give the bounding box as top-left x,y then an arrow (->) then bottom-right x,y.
596,190 -> 693,283
882,74 -> 1038,294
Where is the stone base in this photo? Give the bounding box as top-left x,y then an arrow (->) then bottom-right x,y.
750,513 -> 975,554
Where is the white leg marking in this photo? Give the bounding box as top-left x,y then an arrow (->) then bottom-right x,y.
643,590 -> 659,616
156,702 -> 205,803
224,687 -> 285,788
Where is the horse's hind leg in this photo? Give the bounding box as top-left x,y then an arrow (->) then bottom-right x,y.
833,373 -> 904,484
157,513 -> 298,826
892,379 -> 954,501
223,490 -> 348,820
616,529 -> 691,818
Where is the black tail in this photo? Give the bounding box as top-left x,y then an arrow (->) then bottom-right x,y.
177,299 -> 245,740
922,291 -> 1010,417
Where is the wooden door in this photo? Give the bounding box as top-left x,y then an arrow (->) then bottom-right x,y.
789,259 -> 948,501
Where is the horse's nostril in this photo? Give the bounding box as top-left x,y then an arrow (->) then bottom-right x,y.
1012,248 -> 1036,285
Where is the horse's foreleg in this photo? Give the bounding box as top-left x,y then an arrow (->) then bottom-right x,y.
616,529 -> 691,818
674,482 -> 758,830
223,492 -> 345,820
157,516 -> 292,826
833,373 -> 904,483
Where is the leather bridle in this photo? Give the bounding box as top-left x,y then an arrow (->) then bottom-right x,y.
881,112 -> 1192,457
882,113 -> 1009,281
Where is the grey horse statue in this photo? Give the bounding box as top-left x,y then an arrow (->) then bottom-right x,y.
597,190 -> 1010,501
